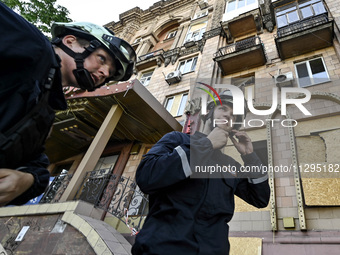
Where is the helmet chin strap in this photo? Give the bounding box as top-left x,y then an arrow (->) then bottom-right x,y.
52,38 -> 101,91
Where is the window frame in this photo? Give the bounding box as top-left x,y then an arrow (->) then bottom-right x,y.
165,30 -> 177,40
184,21 -> 207,43
139,70 -> 154,86
165,96 -> 174,112
294,56 -> 330,88
164,92 -> 189,117
177,93 -> 189,116
177,56 -> 198,74
226,0 -> 257,13
275,0 -> 327,28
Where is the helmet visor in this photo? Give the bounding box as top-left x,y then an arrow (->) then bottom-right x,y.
102,34 -> 136,65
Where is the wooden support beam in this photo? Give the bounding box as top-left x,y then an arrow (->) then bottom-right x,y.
59,104 -> 123,202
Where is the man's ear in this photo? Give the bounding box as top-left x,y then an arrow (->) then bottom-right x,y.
62,35 -> 77,48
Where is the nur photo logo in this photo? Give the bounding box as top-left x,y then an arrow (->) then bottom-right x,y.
195,81 -> 312,128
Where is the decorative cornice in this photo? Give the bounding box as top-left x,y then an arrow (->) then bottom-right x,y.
162,37 -> 207,67
163,48 -> 180,67
203,26 -> 223,40
110,0 -> 196,30
259,0 -> 276,32
161,25 -> 223,67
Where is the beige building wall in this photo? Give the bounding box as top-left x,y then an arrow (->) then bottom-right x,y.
104,0 -> 340,253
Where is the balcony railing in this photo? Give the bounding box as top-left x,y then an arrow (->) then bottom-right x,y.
138,49 -> 164,62
40,173 -> 73,204
276,14 -> 331,38
40,169 -> 148,232
214,36 -> 262,58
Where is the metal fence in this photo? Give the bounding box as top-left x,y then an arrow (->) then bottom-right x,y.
40,173 -> 73,204
214,36 -> 262,58
41,169 -> 148,232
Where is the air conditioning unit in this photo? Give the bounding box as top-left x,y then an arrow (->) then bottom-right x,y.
275,72 -> 294,88
165,70 -> 182,85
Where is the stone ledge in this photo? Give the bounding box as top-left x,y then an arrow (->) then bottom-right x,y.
0,201 -> 132,254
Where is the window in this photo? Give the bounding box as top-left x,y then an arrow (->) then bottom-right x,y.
94,155 -> 119,170
184,21 -> 207,43
165,97 -> 174,112
275,0 -> 327,28
165,30 -> 177,40
165,93 -> 189,117
139,71 -> 154,86
178,56 -> 198,74
226,0 -> 256,13
294,57 -> 329,87
177,94 -> 188,116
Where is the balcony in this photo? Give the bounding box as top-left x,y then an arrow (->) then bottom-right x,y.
221,8 -> 263,42
275,14 -> 334,60
135,49 -> 164,71
40,169 -> 148,233
213,36 -> 266,75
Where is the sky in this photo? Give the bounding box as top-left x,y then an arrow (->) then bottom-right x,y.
56,0 -> 160,26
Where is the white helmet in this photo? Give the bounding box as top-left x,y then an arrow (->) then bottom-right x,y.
51,22 -> 136,91
205,90 -> 247,130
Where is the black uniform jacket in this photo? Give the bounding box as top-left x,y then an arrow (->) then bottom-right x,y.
0,2 -> 67,205
133,131 -> 270,255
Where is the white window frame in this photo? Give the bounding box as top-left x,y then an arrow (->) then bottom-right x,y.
139,70 -> 154,86
275,0 -> 327,28
165,92 -> 189,117
177,93 -> 189,116
294,57 -> 330,87
226,0 -> 256,13
165,96 -> 174,113
177,56 -> 198,74
184,21 -> 207,43
165,30 -> 177,40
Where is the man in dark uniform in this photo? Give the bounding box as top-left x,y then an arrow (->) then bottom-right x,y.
132,91 -> 270,255
0,2 -> 136,206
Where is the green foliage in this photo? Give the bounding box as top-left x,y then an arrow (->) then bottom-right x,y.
1,0 -> 72,34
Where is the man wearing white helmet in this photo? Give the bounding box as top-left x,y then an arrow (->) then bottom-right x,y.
0,2 -> 136,206
51,21 -> 136,91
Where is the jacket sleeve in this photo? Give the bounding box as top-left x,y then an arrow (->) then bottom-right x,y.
136,132 -> 192,194
8,153 -> 50,205
234,152 -> 270,208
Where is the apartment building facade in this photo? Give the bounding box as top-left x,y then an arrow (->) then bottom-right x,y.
1,0 -> 340,254
106,0 -> 340,253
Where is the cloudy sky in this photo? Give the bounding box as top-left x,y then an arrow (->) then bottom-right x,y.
56,0 -> 160,25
